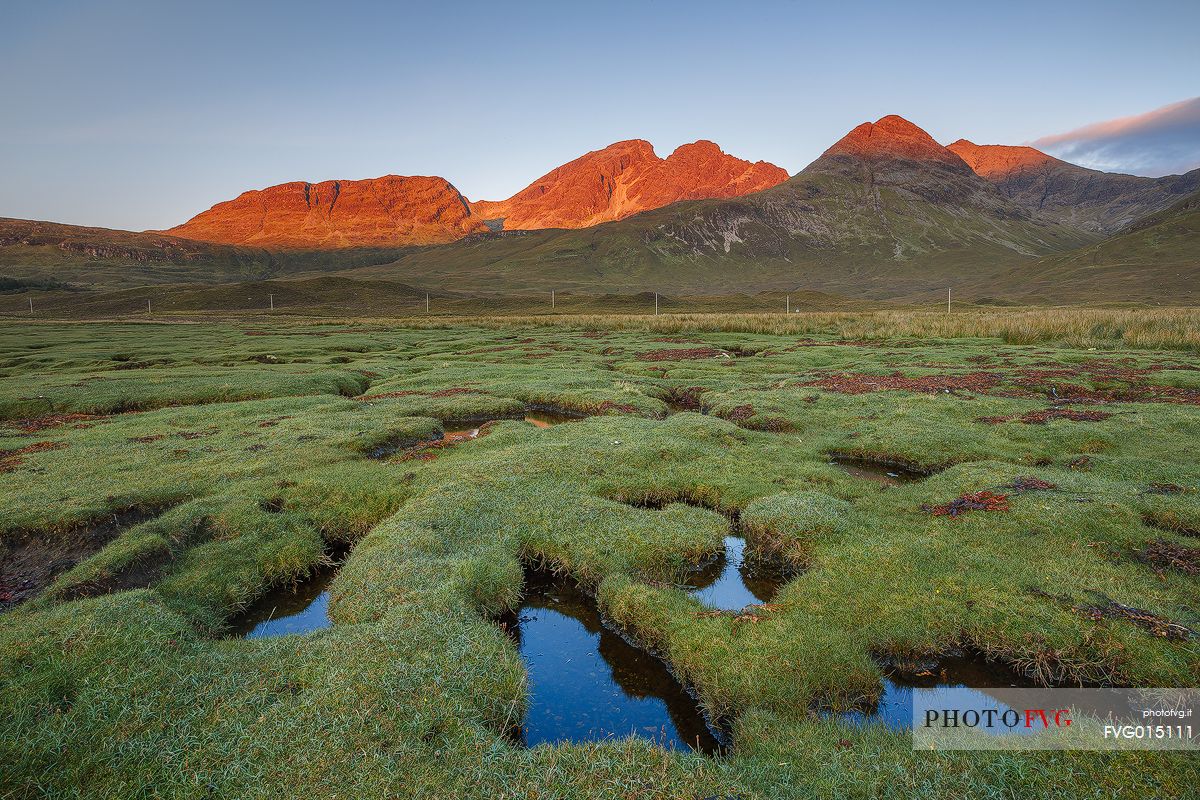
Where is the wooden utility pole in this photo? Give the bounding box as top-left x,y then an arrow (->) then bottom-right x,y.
947,288 -> 951,313
786,294 -> 790,314
655,292 -> 659,316
425,293 -> 430,313
147,300 -> 151,314
269,293 -> 274,311
28,296 -> 33,314
551,290 -> 555,309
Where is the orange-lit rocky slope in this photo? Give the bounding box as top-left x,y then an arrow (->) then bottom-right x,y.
166,141 -> 789,248
471,139 -> 788,230
166,176 -> 488,248
821,114 -> 969,168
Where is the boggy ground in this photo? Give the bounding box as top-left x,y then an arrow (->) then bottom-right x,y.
1,317 -> 1198,798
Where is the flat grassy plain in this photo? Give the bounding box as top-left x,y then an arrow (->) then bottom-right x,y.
1,311 -> 1198,798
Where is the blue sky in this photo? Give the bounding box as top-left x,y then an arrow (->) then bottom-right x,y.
2,0 -> 1197,230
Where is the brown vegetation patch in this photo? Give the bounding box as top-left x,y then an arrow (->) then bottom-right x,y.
725,404 -> 755,421
594,401 -> 638,414
923,490 -> 1010,517
128,434 -> 166,443
177,428 -> 219,440
637,347 -> 726,361
1008,476 -> 1057,492
1142,511 -> 1200,536
801,371 -> 1002,395
1139,539 -> 1200,576
5,413 -> 100,433
1077,599 -> 1194,641
978,408 -> 1112,425
662,385 -> 706,411
0,440 -> 68,472
1145,483 -> 1187,495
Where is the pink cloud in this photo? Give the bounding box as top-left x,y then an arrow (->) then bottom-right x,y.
1031,97 -> 1200,177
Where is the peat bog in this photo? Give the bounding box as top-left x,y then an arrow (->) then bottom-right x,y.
2,317 -> 1199,798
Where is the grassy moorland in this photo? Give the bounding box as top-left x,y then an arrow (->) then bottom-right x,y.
1,311 -> 1198,799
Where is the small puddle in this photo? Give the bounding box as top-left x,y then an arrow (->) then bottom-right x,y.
442,409 -> 585,441
524,409 -> 587,428
376,411 -> 585,459
841,653 -> 1038,729
501,567 -> 723,754
830,456 -> 925,487
229,544 -> 348,638
688,536 -> 788,611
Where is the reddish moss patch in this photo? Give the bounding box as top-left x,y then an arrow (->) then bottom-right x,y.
726,404 -> 755,421
0,440 -> 68,472
637,347 -> 726,362
923,490 -> 1010,517
5,413 -> 100,433
801,371 -> 1002,395
979,408 -> 1112,425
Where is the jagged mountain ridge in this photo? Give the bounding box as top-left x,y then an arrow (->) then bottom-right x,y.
164,140 -> 789,249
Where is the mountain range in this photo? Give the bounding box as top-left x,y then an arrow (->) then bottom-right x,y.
2,114 -> 1197,304
163,140 -> 788,248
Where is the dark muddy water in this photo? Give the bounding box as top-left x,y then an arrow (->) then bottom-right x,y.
830,456 -> 925,487
688,535 -> 788,611
229,547 -> 348,638
501,568 -> 722,753
842,653 -> 1038,729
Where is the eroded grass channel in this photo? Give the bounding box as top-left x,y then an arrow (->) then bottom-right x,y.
500,566 -> 724,754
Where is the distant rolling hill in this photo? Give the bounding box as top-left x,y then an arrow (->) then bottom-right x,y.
0,217 -> 415,289
969,189 -> 1200,305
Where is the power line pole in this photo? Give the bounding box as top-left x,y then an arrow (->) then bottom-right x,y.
28,296 -> 33,315
786,294 -> 790,314
147,299 -> 151,314
655,292 -> 659,316
551,289 -> 555,310
269,293 -> 274,311
425,293 -> 430,313
947,288 -> 951,314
